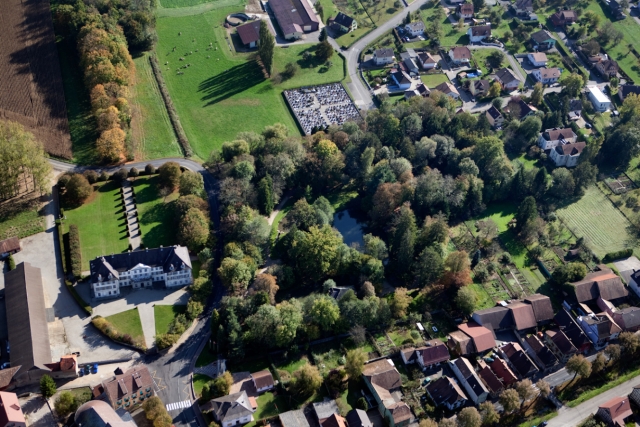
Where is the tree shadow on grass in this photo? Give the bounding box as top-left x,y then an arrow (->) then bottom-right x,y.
134,180 -> 161,204
142,223 -> 176,251
199,61 -> 265,106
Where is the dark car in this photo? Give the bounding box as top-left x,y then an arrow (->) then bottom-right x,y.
91,364 -> 99,374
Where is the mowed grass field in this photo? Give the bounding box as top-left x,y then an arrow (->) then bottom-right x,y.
131,53 -> 182,160
154,305 -> 187,335
156,8 -> 345,158
159,0 -> 214,7
556,186 -> 635,258
132,175 -> 179,248
105,308 -> 145,342
62,181 -> 129,270
420,73 -> 450,88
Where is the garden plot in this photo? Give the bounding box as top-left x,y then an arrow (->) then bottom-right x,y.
605,173 -> 637,195
482,280 -> 511,301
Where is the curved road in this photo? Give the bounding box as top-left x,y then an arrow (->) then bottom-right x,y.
49,157 -> 221,427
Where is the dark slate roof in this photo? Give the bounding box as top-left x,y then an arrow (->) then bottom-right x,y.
546,329 -> 577,355
555,309 -> 590,349
555,142 -> 585,156
375,48 -> 394,58
346,409 -> 372,427
333,12 -> 354,27
569,99 -> 583,112
619,85 -> 640,100
524,294 -> 554,323
504,345 -> 539,377
495,68 -> 520,85
469,25 -> 491,37
90,246 -> 191,283
236,21 -> 261,45
270,0 -> 319,35
452,358 -> 488,398
524,335 -> 558,368
405,21 -> 425,32
328,287 -> 354,300
531,30 -> 554,44
5,262 -> 52,377
473,306 -> 513,330
486,106 -> 502,119
513,0 -> 533,11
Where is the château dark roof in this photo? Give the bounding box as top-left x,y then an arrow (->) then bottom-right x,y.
90,246 -> 191,283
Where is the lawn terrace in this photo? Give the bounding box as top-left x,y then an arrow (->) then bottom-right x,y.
284,83 -> 360,135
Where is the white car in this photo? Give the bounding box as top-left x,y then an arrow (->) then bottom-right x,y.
432,326 -> 438,333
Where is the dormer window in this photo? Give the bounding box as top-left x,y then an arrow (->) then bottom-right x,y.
169,264 -> 174,271
108,273 -> 113,280
181,262 -> 185,270
98,274 -> 103,282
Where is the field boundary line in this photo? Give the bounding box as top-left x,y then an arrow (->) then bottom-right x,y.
156,0 -> 245,17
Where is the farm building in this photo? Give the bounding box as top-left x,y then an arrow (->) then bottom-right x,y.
0,238 -> 20,259
329,12 -> 356,33
236,21 -> 262,48
269,0 -> 319,39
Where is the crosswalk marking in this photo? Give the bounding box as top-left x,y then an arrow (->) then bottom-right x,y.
166,400 -> 192,411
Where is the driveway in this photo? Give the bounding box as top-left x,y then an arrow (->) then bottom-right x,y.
19,395 -> 55,427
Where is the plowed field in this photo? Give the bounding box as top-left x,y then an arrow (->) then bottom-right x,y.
0,0 -> 72,159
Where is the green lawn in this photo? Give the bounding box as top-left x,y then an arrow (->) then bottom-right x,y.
132,175 -> 179,248
361,0 -> 403,25
420,73 -> 450,88
156,8 -> 346,159
252,392 -> 290,421
317,0 -> 376,47
468,282 -> 495,310
104,308 -> 145,342
196,347 -> 218,367
556,186 -> 636,258
154,305 -> 187,335
159,0 -> 215,7
62,181 -> 130,271
471,48 -> 506,75
193,373 -> 212,397
131,53 -> 183,160
55,38 -> 98,165
0,199 -> 45,240
274,356 -> 309,374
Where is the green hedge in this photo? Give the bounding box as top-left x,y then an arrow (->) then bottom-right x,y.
603,249 -> 633,263
66,280 -> 93,315
68,224 -> 82,278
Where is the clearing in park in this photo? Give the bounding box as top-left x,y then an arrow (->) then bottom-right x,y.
155,7 -> 346,159
555,186 -> 636,258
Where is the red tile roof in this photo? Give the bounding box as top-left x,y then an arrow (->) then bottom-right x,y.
599,396 -> 632,427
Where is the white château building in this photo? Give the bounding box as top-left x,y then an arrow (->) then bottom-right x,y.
90,246 -> 192,298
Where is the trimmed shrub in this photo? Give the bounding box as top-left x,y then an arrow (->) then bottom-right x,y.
7,255 -> 15,271
99,171 -> 109,182
68,224 -> 82,278
155,333 -> 179,349
603,249 -> 633,263
145,164 -> 156,175
112,168 -> 129,183
129,167 -> 139,177
83,170 -> 99,184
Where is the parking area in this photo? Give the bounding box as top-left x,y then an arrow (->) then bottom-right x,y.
18,395 -> 55,427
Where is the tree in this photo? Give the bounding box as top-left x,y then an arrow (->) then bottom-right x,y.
211,371 -> 233,398
363,234 -> 388,260
310,296 -> 340,331
560,73 -> 584,97
418,419 -> 438,427
316,40 -> 334,62
349,325 -> 367,345
288,225 -> 343,281
551,262 -> 587,284
54,391 -> 78,417
96,127 -> 126,163
65,173 -> 93,204
530,82 -> 544,106
605,344 -> 621,365
487,50 -> 505,69
250,274 -> 279,304
479,401 -> 499,425
257,174 -> 274,215
472,0 -> 485,11
158,162 -> 182,190
566,354 -> 592,381
40,375 -> 57,398
573,162 -> 598,194
218,258 -> 253,292
488,82 -> 501,98
515,196 -> 537,233
592,351 -> 607,374
438,419 -> 457,427
499,388 -> 520,413
356,397 -> 368,411
536,379 -> 551,399
291,363 -> 323,396
345,348 -> 367,379
187,298 -> 203,320
179,171 -> 205,197
259,20 -> 275,75
583,11 -> 600,30
619,331 -> 640,354
416,247 -> 444,286
455,286 -> 477,315
177,208 -> 210,251
457,407 -> 482,427
515,379 -> 537,408
600,125 -> 640,170
390,287 -> 411,318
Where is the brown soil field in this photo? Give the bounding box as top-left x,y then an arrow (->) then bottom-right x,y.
0,0 -> 72,159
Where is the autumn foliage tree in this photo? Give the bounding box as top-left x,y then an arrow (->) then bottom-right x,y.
441,250 -> 472,287
177,208 -> 210,251
96,127 -> 126,163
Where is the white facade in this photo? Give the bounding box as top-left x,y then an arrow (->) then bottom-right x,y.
467,28 -> 490,43
532,68 -> 560,84
588,86 -> 612,112
537,129 -> 577,150
222,414 -> 253,427
448,359 -> 488,405
93,263 -> 192,298
527,53 -> 547,67
374,52 -> 394,65
550,146 -> 581,167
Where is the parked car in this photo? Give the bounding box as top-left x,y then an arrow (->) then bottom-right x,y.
432,326 -> 438,332
0,363 -> 9,370
585,122 -> 592,129
84,364 -> 91,375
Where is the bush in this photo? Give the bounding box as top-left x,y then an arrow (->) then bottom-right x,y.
91,316 -> 146,351
7,255 -> 15,271
54,391 -> 78,417
99,171 -> 109,182
158,162 -> 182,190
143,396 -> 173,427
68,224 -> 82,278
40,375 -> 57,398
65,174 -> 93,204
603,249 -> 633,263
155,333 -> 179,349
356,397 -> 368,410
145,164 -> 156,175
58,174 -> 71,189
187,298 -> 203,320
83,170 -> 99,184
112,168 -> 129,183
129,167 -> 139,177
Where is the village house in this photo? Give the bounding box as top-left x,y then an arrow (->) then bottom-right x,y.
346,410 -> 372,427
449,358 -> 489,405
456,3 -> 474,18
595,59 -> 619,79
90,246 -> 192,299
467,25 -> 491,43
530,30 -> 556,50
472,306 -> 513,331
511,0 -> 533,17
577,312 -> 622,350
374,48 -> 395,66
314,400 -> 342,425
527,52 -> 548,67
569,267 -> 628,304
390,70 -> 412,90
92,366 -> 156,411
532,67 -> 561,84
236,21 -> 262,48
524,294 -> 555,324
598,297 -> 640,332
567,99 -> 582,121
554,308 -> 592,353
508,302 -> 537,332
401,340 -> 451,369
0,238 -> 20,259
404,84 -> 430,99
425,376 -> 468,410
608,0 -> 627,20
596,397 -> 633,427
522,335 -> 558,374
498,342 -> 539,378
550,10 -> 577,26
537,127 -> 578,150
448,46 -> 471,66
280,410 -> 311,427
489,358 -> 518,386
618,85 -> 640,102
417,52 -> 438,69
545,328 -> 578,363
588,85 -> 613,112
434,82 -> 460,99
477,361 -> 504,397
447,322 -> 496,356
505,98 -> 538,119
362,359 -> 411,427
270,0 -> 320,39
403,57 -> 419,74
494,68 -> 522,91
251,370 -> 275,393
329,12 -> 356,33
485,106 -> 504,128
550,141 -> 585,167
75,400 -> 136,427
0,392 -> 25,427
469,79 -> 490,97
629,385 -> 640,408
205,391 -> 257,427
404,21 -> 425,37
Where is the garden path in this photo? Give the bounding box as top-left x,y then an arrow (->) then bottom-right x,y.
122,180 -> 141,250
137,303 -> 156,349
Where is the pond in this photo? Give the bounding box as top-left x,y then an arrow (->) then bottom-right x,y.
333,209 -> 365,249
